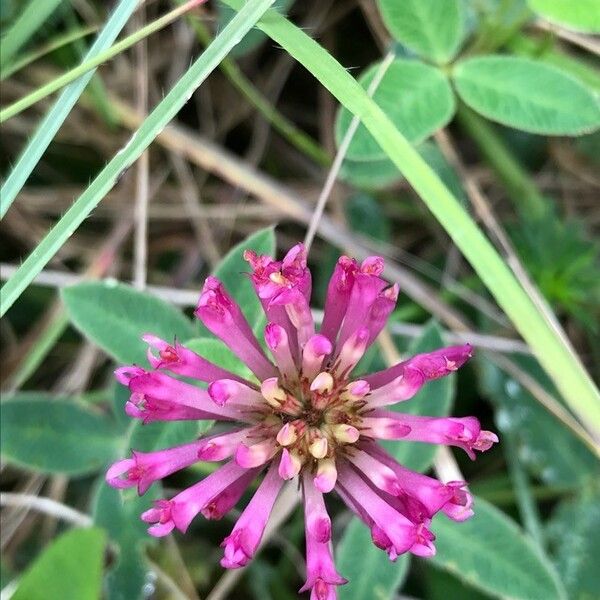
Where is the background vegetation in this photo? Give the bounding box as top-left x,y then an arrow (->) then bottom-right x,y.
1,1 -> 598,598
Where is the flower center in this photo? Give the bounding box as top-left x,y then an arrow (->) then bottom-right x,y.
259,368 -> 366,476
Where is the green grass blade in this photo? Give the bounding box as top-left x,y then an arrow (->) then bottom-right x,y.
0,0 -> 64,70
221,0 -> 600,430
0,0 -> 276,317
0,1 -> 200,124
0,0 -> 137,219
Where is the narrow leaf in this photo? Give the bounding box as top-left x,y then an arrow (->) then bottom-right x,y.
0,0 -> 64,69
453,55 -> 600,135
62,281 -> 195,365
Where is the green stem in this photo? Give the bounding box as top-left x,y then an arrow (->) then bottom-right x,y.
222,0 -> 600,432
456,104 -> 547,219
1,24 -> 99,80
0,0 -> 277,316
185,13 -> 330,166
0,0 -> 200,124
6,310 -> 69,391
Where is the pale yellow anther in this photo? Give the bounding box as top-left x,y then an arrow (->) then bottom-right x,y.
332,424 -> 360,444
310,372 -> 334,393
269,272 -> 288,285
276,423 -> 297,446
309,436 -> 328,459
261,377 -> 287,407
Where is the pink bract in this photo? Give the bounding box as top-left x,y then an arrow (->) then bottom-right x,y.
107,243 -> 497,598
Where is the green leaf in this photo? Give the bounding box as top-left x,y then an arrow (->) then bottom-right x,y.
377,0 -> 465,63
335,58 -> 455,161
345,193 -> 391,242
425,567 -> 491,600
339,156 -> 402,190
337,518 -> 410,600
453,55 -> 600,135
93,483 -> 156,600
12,527 -> 106,600
430,495 -> 566,600
478,355 -> 597,486
418,141 -> 468,205
384,321 -> 455,472
547,487 -> 600,599
0,397 -> 120,475
128,420 -> 201,454
527,0 -> 600,33
209,226 -> 275,332
62,280 -> 195,364
340,141 -> 467,199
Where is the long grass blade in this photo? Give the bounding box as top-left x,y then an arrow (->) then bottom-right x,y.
0,0 -> 276,316
221,0 -> 600,430
0,0 -> 64,69
0,0 -> 138,219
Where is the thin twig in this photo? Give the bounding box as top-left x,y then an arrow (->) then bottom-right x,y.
0,493 -> 92,527
171,155 -> 221,268
304,50 -> 395,251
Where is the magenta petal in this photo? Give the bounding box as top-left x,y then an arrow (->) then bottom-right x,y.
220,462 -> 283,568
195,277 -> 277,380
320,256 -> 358,345
303,473 -> 332,543
365,344 -> 473,389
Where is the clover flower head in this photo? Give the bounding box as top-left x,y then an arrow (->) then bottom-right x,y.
107,243 -> 497,598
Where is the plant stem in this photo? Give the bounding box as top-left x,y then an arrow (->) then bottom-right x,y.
1,24 -> 99,80
0,0 -> 201,124
456,104 -> 548,219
